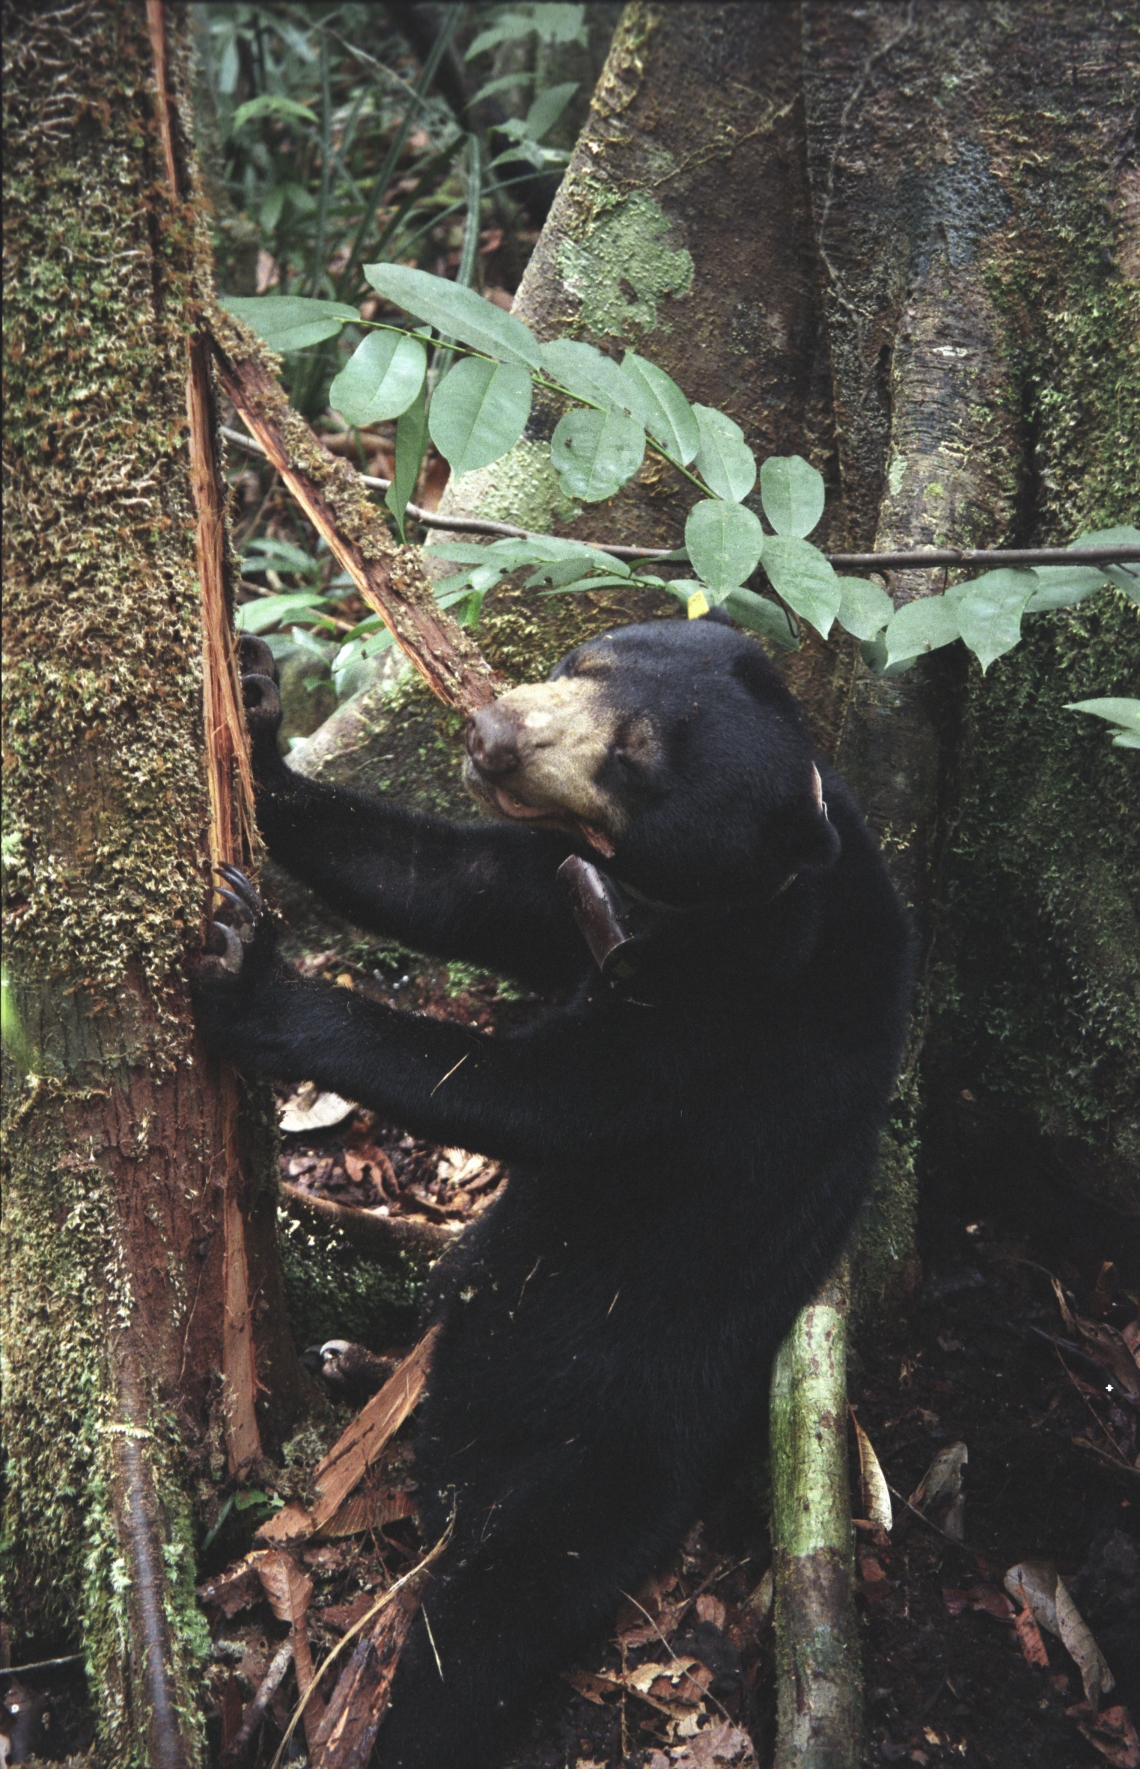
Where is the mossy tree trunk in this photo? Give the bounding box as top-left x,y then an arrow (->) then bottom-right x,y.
2,5 -> 307,1761
442,0 -> 1139,1249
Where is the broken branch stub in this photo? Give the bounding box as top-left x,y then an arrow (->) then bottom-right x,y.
210,342 -> 500,717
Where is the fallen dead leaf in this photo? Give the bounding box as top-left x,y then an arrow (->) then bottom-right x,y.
1076,1703 -> 1140,1769
1004,1559 -> 1115,1705
644,1718 -> 759,1767
278,1083 -> 357,1134
695,1594 -> 727,1630
1012,1582 -> 1051,1669
1075,1316 -> 1140,1399
196,1552 -> 267,1618
909,1441 -> 968,1512
255,1550 -> 312,1625
317,1487 -> 416,1539
850,1408 -> 894,1534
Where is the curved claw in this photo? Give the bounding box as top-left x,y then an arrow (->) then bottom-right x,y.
203,920 -> 245,975
242,672 -> 281,727
212,887 -> 256,940
238,633 -> 278,682
216,862 -> 262,918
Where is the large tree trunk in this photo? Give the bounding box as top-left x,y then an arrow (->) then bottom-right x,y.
1,5 -> 307,1760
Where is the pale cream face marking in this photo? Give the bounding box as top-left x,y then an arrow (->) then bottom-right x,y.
465,669 -> 650,844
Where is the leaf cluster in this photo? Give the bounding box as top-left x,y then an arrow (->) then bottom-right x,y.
223,273 -> 1140,692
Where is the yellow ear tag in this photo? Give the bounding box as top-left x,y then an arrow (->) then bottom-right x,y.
687,590 -> 709,619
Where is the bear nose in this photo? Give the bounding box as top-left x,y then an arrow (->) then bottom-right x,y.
466,703 -> 523,776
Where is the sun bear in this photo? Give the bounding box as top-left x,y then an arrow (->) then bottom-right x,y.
194,614 -> 912,1769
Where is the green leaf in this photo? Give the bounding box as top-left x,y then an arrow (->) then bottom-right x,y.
1102,564 -> 1140,603
1069,524 -> 1140,549
259,185 -> 285,234
465,12 -> 537,59
428,358 -> 533,476
760,536 -> 840,639
539,339 -> 649,422
620,353 -> 700,464
759,455 -> 825,538
530,4 -> 587,44
861,633 -> 916,677
1025,564 -> 1111,611
236,592 -> 326,634
883,594 -> 960,667
220,295 -> 360,353
468,72 -> 536,103
685,499 -> 765,595
722,587 -> 801,650
523,82 -> 578,141
328,331 -> 427,425
836,576 -> 894,640
1068,526 -> 1140,604
526,555 -> 626,587
955,568 -> 1037,672
231,93 -> 317,133
385,384 -> 428,538
363,264 -> 541,368
692,405 -> 756,502
550,408 -> 645,501
1065,697 -> 1140,732
242,537 -> 322,577
539,575 -> 636,595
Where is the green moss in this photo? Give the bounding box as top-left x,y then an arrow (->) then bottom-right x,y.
853,1068 -> 922,1320
443,436 -> 581,530
278,1211 -> 422,1353
935,594 -> 1140,1211
555,189 -> 693,338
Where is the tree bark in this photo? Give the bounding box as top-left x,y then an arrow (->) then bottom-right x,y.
1,5 -> 308,1759
770,1262 -> 860,1769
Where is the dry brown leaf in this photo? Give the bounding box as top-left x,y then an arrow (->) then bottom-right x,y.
1076,1703 -> 1140,1769
196,1552 -> 267,1618
256,1550 -> 313,1629
850,1408 -> 894,1534
344,1146 -> 398,1191
1004,1559 -> 1116,1705
909,1441 -> 968,1514
255,1501 -> 314,1546
645,1719 -> 760,1768
747,1567 -> 774,1619
317,1487 -> 417,1539
695,1594 -> 727,1630
1012,1585 -> 1051,1669
564,1668 -> 621,1706
1075,1317 -> 1140,1398
305,1328 -> 439,1536
278,1083 -> 356,1134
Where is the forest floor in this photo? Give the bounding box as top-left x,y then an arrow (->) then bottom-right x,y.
14,961 -> 1138,1769
203,952 -> 1140,1769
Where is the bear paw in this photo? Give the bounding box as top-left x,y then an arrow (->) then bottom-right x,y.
199,862 -> 276,983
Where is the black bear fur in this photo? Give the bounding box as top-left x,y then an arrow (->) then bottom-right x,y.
194,615 -> 912,1769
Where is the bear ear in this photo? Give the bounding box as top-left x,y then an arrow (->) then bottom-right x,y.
699,604 -> 737,628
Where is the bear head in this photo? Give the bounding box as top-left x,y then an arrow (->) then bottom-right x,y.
464,616 -> 839,906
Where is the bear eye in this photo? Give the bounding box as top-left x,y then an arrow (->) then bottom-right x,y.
612,718 -> 655,771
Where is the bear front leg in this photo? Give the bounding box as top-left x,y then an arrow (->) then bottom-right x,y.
195,872 -> 675,1168
235,636 -> 587,989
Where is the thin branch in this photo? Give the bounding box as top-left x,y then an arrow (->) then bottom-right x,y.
827,546 -> 1140,570
212,353 -> 499,714
217,431 -> 1140,572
